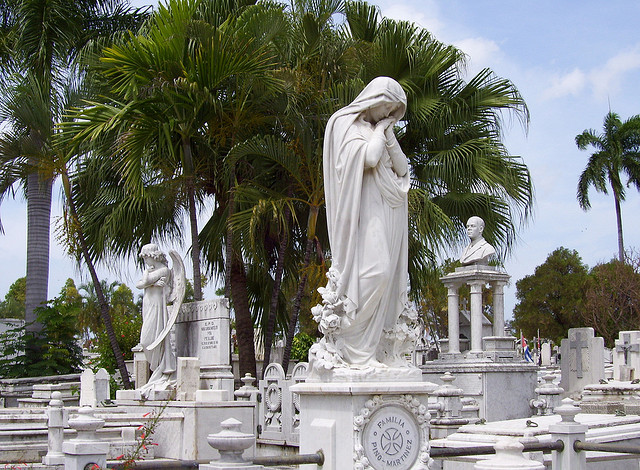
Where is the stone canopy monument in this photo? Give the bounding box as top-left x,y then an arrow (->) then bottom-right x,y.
422,216 -> 537,422
295,77 -> 436,470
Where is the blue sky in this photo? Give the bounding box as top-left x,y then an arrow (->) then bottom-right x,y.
2,1 -> 640,326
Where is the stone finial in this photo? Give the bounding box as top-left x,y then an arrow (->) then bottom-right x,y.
206,418 -> 255,464
554,398 -> 581,423
234,374 -> 259,401
68,406 -> 106,441
474,438 -> 545,469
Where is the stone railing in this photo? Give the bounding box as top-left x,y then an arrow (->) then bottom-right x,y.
257,362 -> 308,446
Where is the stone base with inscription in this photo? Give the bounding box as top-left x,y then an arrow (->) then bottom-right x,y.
175,299 -> 234,398
292,381 -> 438,470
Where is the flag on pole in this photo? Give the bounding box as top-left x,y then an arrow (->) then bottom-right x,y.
521,332 -> 533,363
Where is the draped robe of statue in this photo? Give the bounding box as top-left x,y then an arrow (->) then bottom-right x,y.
322,77 -> 411,366
138,264 -> 176,389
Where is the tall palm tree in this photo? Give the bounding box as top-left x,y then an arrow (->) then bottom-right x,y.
63,0 -> 285,379
0,0 -> 147,353
576,111 -> 640,262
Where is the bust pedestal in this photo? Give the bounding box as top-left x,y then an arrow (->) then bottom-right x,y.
292,380 -> 437,470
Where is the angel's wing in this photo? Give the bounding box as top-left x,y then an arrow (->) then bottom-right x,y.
147,250 -> 186,351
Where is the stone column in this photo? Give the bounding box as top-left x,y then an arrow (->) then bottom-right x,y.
446,284 -> 461,354
469,281 -> 484,355
492,281 -> 507,337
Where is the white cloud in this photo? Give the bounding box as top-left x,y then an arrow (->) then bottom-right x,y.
590,47 -> 640,99
452,37 -> 502,75
542,68 -> 587,100
540,46 -> 640,101
376,0 -> 443,36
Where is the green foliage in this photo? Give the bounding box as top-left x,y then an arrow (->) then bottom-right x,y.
582,254 -> 640,347
0,281 -> 84,378
89,284 -> 142,375
0,277 -> 26,319
512,247 -> 589,344
290,332 -> 316,361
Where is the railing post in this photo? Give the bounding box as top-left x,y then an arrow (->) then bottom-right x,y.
42,391 -> 67,465
549,398 -> 587,470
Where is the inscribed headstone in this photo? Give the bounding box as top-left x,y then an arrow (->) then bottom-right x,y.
174,298 -> 233,395
560,327 -> 604,396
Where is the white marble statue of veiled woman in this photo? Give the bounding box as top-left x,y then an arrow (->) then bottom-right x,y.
136,244 -> 185,397
309,77 -> 419,380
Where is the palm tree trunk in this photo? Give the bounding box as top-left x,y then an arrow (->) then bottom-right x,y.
613,188 -> 625,262
62,173 -> 133,389
182,137 -> 203,300
282,205 -> 319,372
24,172 -> 52,337
230,252 -> 257,379
261,206 -> 291,378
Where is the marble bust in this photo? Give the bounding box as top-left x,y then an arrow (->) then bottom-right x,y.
459,216 -> 496,266
308,77 -> 419,380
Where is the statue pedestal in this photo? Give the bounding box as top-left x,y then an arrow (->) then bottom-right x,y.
292,381 -> 437,470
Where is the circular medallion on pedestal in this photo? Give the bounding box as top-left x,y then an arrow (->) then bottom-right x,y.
362,405 -> 420,470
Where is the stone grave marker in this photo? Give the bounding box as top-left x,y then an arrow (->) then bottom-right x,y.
613,331 -> 640,381
541,342 -> 552,367
560,327 -> 604,396
174,298 -> 233,397
79,369 -> 96,407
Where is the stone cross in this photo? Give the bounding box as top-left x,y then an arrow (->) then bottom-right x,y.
615,333 -> 640,365
570,331 -> 588,378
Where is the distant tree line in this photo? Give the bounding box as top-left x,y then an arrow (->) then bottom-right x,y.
511,247 -> 640,347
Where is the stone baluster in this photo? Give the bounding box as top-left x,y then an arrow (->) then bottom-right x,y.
42,391 -> 67,466
63,406 -> 109,470
474,438 -> 545,470
200,418 -> 263,469
468,281 -> 485,355
549,398 -> 587,470
530,374 -> 564,416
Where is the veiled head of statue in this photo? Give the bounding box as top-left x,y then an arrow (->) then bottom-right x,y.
352,77 -> 407,121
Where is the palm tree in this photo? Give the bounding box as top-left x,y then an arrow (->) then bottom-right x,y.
229,0 -> 534,371
63,0 -> 285,379
0,0 -> 147,355
576,111 -> 640,262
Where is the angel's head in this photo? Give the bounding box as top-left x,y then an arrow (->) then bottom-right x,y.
140,243 -> 168,267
